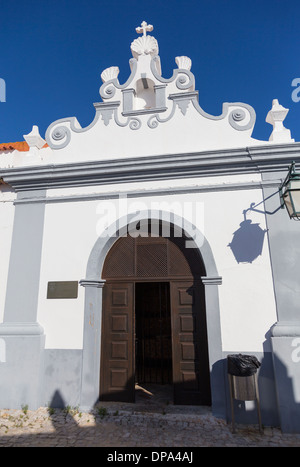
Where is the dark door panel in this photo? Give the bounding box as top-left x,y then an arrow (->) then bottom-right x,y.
100,282 -> 135,402
170,280 -> 211,405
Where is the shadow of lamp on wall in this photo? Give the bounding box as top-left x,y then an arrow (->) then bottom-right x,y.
229,160 -> 300,263
228,211 -> 267,264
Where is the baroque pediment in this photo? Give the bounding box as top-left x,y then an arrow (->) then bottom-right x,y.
43,21 -> 292,159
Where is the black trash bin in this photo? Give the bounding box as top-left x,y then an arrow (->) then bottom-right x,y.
227,354 -> 262,433
227,353 -> 261,377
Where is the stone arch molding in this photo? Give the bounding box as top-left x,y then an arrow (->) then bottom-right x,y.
79,210 -> 224,414
85,210 -> 220,281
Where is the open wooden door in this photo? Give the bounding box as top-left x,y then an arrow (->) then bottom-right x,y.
170,280 -> 211,405
100,234 -> 211,406
100,281 -> 135,402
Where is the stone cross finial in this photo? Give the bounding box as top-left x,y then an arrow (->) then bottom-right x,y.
136,21 -> 153,37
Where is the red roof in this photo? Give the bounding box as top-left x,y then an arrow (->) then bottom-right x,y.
0,141 -> 48,152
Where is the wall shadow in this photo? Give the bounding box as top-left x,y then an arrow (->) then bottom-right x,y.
227,192 -> 285,264
2,345 -> 300,445
228,218 -> 267,264
0,388 -> 211,447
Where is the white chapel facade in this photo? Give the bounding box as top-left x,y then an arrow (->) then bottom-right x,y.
0,22 -> 300,433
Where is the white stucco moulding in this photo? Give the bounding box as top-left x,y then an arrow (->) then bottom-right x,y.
2,143 -> 300,192
79,279 -> 106,288
43,23 -> 266,157
266,99 -> 294,143
23,125 -> 46,150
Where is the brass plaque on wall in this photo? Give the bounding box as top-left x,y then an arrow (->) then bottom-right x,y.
47,281 -> 78,299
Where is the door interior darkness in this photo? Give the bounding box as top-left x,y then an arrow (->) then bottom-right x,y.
135,282 -> 172,386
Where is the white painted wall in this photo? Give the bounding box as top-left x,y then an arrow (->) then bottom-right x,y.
37,200 -> 101,349
202,189 -> 277,352
37,175 -> 277,353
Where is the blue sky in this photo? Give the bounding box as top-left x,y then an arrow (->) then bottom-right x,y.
0,0 -> 299,144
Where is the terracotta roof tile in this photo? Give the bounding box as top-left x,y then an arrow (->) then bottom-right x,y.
0,141 -> 48,152
0,141 -> 29,151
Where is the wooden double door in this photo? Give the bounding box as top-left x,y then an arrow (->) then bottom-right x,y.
100,235 -> 211,406
100,279 -> 211,405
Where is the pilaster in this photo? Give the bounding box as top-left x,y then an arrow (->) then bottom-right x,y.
79,279 -> 106,410
271,323 -> 300,433
201,275 -> 225,418
263,174 -> 300,432
0,190 -> 46,409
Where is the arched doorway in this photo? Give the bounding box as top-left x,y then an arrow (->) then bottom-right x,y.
100,230 -> 211,406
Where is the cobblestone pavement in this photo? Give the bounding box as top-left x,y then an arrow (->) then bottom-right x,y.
0,385 -> 300,447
